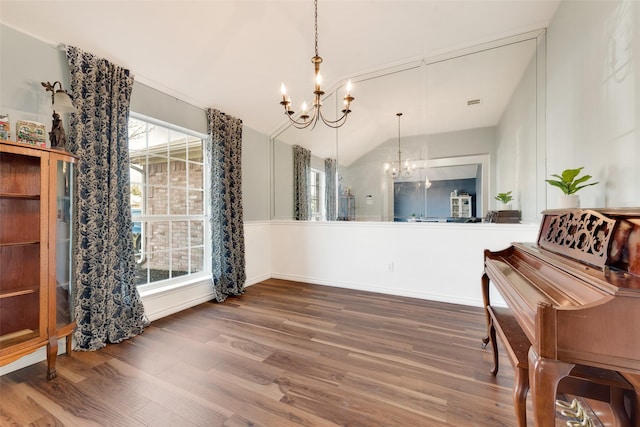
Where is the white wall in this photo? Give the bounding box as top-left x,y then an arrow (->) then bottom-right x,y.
140,221 -> 272,321
496,50 -> 539,221
546,0 -> 639,209
272,138 -> 294,220
270,221 -> 539,307
242,127 -> 271,221
0,25 -> 67,135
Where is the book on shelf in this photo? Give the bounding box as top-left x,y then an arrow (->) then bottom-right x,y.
0,114 -> 10,140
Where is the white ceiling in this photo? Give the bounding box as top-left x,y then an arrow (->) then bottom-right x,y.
1,1 -> 559,142
274,36 -> 539,166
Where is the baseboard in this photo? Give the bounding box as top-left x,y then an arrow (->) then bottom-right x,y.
269,273 -> 484,307
0,338 -> 68,377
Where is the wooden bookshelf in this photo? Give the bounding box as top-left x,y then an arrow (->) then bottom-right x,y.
0,140 -> 76,379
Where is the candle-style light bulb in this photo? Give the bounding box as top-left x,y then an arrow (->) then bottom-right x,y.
301,101 -> 308,112
280,82 -> 287,96
346,80 -> 352,95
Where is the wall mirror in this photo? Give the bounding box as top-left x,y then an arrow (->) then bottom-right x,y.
271,30 -> 546,223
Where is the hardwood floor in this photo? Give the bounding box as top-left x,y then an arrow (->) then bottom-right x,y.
1,278 -> 540,426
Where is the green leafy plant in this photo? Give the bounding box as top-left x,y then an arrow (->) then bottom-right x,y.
546,167 -> 598,195
494,191 -> 513,204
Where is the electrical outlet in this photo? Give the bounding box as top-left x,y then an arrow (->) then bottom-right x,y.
388,262 -> 394,272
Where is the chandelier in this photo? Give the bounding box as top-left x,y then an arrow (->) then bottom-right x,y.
279,0 -> 354,129
384,113 -> 415,180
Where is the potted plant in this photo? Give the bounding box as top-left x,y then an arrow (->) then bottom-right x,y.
495,191 -> 514,209
546,167 -> 598,208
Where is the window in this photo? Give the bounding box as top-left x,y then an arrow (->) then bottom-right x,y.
309,168 -> 325,221
128,114 -> 209,290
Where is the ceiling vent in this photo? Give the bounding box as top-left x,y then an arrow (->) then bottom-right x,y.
467,99 -> 481,106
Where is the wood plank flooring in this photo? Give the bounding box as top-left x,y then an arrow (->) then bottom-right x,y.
1,278 -> 544,426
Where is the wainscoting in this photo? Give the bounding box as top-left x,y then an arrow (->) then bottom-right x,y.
270,220 -> 539,306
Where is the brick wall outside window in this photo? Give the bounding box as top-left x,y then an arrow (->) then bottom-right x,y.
143,158 -> 204,273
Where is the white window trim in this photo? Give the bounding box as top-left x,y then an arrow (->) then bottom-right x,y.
129,112 -> 212,294
310,167 -> 326,221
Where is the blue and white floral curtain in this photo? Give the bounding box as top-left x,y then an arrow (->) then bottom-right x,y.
293,145 -> 311,220
325,158 -> 337,221
206,109 -> 246,302
66,46 -> 147,351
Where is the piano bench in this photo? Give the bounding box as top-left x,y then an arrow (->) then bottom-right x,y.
486,305 -> 634,427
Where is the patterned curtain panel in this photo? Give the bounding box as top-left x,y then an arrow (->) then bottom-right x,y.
66,46 -> 147,351
325,158 -> 337,221
206,108 -> 246,302
293,145 -> 311,220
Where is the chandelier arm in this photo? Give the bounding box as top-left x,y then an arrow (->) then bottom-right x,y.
284,102 -> 331,129
286,111 -> 318,129
320,117 -> 348,129
318,108 -> 350,126
288,120 -> 313,130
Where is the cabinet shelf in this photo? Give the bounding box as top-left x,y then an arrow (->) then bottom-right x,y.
0,288 -> 38,299
0,193 -> 41,200
0,241 -> 40,247
0,329 -> 38,346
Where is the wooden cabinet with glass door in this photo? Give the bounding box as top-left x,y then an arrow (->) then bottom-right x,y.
0,140 -> 76,379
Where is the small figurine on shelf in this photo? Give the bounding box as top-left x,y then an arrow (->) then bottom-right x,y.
49,112 -> 67,150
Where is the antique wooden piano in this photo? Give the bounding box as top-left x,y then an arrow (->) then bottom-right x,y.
482,208 -> 640,426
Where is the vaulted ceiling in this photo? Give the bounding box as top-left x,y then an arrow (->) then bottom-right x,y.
1,0 -> 560,143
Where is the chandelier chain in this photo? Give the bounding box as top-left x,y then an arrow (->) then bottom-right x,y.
314,0 -> 319,58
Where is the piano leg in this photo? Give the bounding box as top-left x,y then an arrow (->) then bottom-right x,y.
619,373 -> 640,427
481,272 -> 491,348
513,366 -> 530,427
528,348 -> 575,427
489,316 -> 499,376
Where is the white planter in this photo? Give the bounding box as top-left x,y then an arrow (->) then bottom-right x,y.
558,194 -> 580,208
